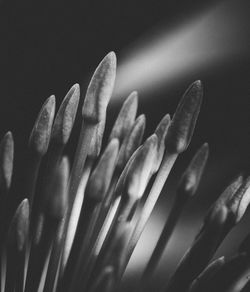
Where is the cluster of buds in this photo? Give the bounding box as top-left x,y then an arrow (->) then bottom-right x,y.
0,52 -> 249,292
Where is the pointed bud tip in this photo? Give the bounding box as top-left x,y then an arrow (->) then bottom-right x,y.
125,134 -> 158,199
153,114 -> 171,172
1,131 -> 14,149
109,91 -> 138,142
86,138 -> 119,202
82,52 -> 117,124
193,79 -> 203,89
116,114 -> 146,170
130,90 -> 138,96
165,80 -> 203,154
52,83 -> 80,145
46,95 -> 56,108
229,175 -> 250,223
18,198 -> 30,218
8,199 -> 30,250
134,114 -> 146,130
124,91 -> 138,113
67,83 -> 80,100
126,91 -> 138,104
178,142 -> 209,197
155,114 -> 171,137
71,83 -> 80,91
29,95 -> 56,155
106,51 -> 117,65
5,131 -> 13,140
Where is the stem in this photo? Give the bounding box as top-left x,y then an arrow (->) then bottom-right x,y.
121,152 -> 178,276
59,200 -> 99,292
59,122 -> 95,270
140,192 -> 188,289
68,123 -> 95,211
62,160 -> 92,270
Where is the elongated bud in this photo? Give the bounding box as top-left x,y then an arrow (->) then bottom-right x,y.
117,114 -> 146,170
85,139 -> 119,203
178,143 -> 209,197
46,157 -> 69,220
153,114 -> 171,173
206,174 -> 243,220
52,84 -> 80,145
124,134 -> 158,200
7,199 -> 29,251
0,132 -> 14,190
82,52 -> 117,124
165,81 -> 203,153
228,175 -> 250,223
109,91 -> 138,142
29,95 -> 56,156
206,174 -> 250,229
113,146 -> 142,200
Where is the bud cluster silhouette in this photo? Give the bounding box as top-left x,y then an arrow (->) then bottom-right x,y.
0,52 -> 249,292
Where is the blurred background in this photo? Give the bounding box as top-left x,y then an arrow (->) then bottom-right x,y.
4,0 -> 250,290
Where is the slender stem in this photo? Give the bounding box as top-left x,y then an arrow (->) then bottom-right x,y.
30,144 -> 63,235
4,239 -> 26,292
56,122 -> 95,266
140,193 -> 188,289
15,251 -> 26,292
24,219 -> 58,292
163,208 -> 228,292
68,123 -> 96,211
1,248 -> 6,292
43,218 -> 65,292
62,160 -> 92,270
89,197 -> 135,283
121,152 -> 178,276
69,199 -> 121,292
87,173 -> 118,258
59,201 -> 99,292
4,246 -> 16,292
26,152 -> 42,213
45,122 -> 95,291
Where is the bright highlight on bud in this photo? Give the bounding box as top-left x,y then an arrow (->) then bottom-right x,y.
82,52 -> 117,123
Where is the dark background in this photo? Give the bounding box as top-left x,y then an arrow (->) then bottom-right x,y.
5,0 -> 250,290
